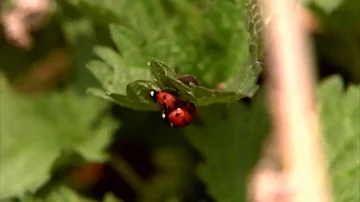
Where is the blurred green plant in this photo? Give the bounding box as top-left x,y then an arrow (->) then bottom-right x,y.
0,76 -> 118,199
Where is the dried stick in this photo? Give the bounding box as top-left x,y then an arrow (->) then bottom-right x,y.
259,0 -> 332,202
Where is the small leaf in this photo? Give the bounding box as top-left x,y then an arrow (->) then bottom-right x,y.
165,76 -> 196,103
148,59 -> 176,88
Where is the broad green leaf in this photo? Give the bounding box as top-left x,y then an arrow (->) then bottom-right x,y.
98,1 -> 255,86
87,0 -> 262,110
184,91 -> 269,201
0,77 -> 118,199
317,75 -> 360,202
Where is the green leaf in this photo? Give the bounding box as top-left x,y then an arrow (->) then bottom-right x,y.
93,46 -> 151,92
87,0 -> 262,110
148,59 -> 177,89
184,91 -> 269,201
86,60 -> 114,91
89,57 -> 259,109
0,77 -> 118,199
317,75 -> 360,202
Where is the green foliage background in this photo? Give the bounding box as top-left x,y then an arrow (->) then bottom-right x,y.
0,0 -> 359,202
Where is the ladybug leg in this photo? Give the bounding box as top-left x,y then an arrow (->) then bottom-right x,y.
149,90 -> 158,102
162,112 -> 171,124
161,103 -> 170,113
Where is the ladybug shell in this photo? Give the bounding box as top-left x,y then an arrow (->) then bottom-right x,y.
166,103 -> 196,128
150,90 -> 185,113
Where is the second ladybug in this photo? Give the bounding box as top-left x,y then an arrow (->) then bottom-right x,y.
164,102 -> 196,128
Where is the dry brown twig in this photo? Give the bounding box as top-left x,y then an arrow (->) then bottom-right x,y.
256,0 -> 333,201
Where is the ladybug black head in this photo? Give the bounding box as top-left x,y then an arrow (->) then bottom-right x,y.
149,90 -> 158,101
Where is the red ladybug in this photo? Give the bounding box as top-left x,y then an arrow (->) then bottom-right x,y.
164,103 -> 196,128
150,89 -> 184,113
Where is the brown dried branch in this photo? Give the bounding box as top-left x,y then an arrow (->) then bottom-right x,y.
258,0 -> 333,202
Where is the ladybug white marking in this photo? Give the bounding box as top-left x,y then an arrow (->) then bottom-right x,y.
149,90 -> 155,97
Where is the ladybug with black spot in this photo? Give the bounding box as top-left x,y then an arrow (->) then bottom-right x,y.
149,89 -> 185,113
164,102 -> 196,128
149,89 -> 196,128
